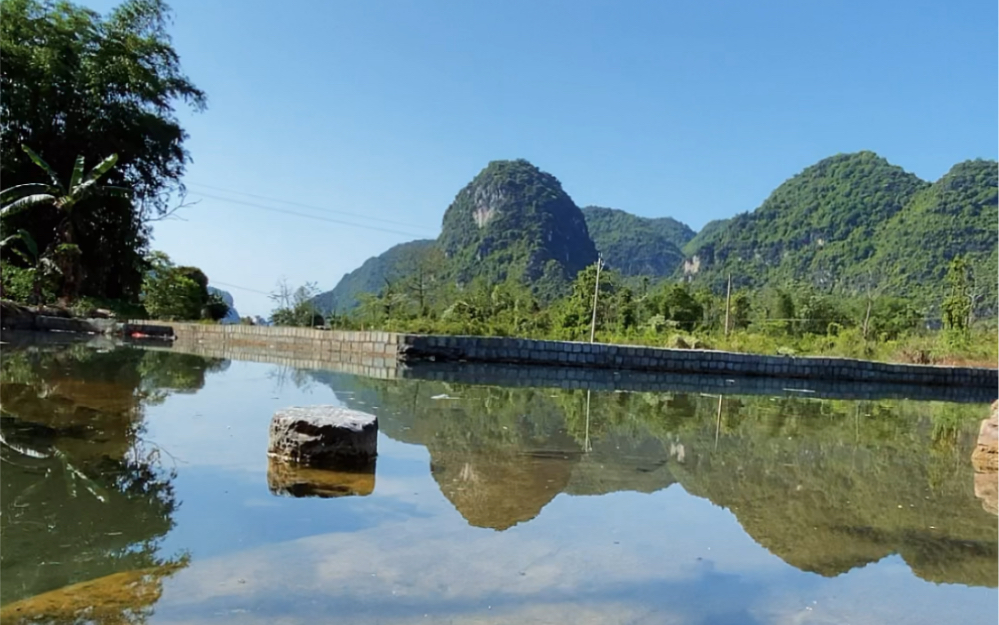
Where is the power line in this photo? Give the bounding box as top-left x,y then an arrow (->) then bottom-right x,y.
192,191 -> 430,238
209,280 -> 273,297
185,181 -> 436,232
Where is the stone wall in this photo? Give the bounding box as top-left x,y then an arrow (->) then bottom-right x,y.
399,335 -> 997,389
141,322 -> 401,380
143,323 -> 997,394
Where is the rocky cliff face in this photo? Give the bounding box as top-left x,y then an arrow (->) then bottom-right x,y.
438,159 -> 597,296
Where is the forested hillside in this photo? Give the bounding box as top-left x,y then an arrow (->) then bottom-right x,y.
581,206 -> 693,278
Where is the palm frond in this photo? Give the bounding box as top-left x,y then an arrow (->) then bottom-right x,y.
1,193 -> 56,219
0,183 -> 58,205
82,153 -> 119,185
21,145 -> 64,191
69,155 -> 86,190
17,229 -> 38,259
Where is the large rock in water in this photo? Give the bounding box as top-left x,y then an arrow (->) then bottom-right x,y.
268,406 -> 377,467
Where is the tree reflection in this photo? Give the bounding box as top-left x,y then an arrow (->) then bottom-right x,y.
316,371 -> 998,587
0,344 -> 227,622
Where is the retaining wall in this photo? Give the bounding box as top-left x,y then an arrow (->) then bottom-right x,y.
141,322 -> 401,380
140,323 -> 997,393
399,335 -> 997,390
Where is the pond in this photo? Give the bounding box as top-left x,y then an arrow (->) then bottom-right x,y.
1,341 -> 996,624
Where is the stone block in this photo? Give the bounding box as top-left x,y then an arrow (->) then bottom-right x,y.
268,406 -> 377,467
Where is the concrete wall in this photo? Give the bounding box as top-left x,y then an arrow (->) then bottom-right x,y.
402,362 -> 996,404
142,322 -> 401,379
400,335 -> 997,390
143,322 -> 997,392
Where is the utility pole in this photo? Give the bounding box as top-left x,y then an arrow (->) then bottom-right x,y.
589,255 -> 603,343
724,273 -> 732,336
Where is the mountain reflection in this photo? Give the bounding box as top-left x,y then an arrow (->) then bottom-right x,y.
0,344 -> 227,622
315,372 -> 998,588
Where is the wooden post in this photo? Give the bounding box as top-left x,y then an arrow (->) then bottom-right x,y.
589,256 -> 603,343
862,298 -> 872,339
724,273 -> 732,336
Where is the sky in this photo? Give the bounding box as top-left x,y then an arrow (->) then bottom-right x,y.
86,0 -> 999,316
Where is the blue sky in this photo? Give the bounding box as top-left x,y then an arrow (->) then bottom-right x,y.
87,0 -> 998,316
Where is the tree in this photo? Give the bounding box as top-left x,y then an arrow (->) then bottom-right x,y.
942,256 -> 972,336
1,145 -> 128,300
659,284 -> 703,332
141,251 -> 209,320
1,0 -> 206,300
269,280 -> 322,327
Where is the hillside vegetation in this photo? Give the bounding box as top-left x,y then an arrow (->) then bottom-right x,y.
313,240 -> 435,313
679,151 -> 930,292
581,206 -> 693,278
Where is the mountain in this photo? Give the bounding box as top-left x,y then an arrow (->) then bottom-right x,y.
679,151 -> 931,292
581,206 -> 693,278
313,152 -> 995,315
313,240 -> 435,314
858,159 -> 998,309
438,159 -> 597,297
682,218 -> 729,257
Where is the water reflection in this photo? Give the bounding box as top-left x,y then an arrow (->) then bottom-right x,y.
0,343 -> 995,625
0,344 -> 226,622
267,458 -> 376,498
314,371 -> 998,588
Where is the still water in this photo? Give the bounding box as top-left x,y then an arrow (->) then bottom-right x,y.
1,342 -> 996,624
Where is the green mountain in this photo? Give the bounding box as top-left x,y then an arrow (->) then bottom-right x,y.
438,159 -> 597,297
858,159 -> 998,309
581,206 -> 693,278
313,240 -> 435,313
682,218 -> 729,257
679,151 -> 931,292
314,152 -> 995,316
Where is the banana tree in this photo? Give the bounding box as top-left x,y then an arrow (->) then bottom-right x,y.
0,145 -> 130,301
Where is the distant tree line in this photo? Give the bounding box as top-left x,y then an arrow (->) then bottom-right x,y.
270,247 -> 994,365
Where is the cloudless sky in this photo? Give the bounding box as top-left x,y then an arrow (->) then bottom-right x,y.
86,0 -> 999,316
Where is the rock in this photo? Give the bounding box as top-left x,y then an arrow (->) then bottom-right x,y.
0,300 -> 36,330
268,405 -> 377,467
971,401 -> 998,472
267,457 -> 374,497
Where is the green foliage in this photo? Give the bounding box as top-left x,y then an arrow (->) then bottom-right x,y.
438,159 -> 597,297
682,218 -> 730,257
0,0 -> 205,301
682,152 -> 930,292
140,251 -> 210,320
201,292 -> 230,321
312,240 -> 436,314
860,160 -> 998,314
581,206 -> 692,277
682,154 -> 997,318
942,256 -> 973,343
